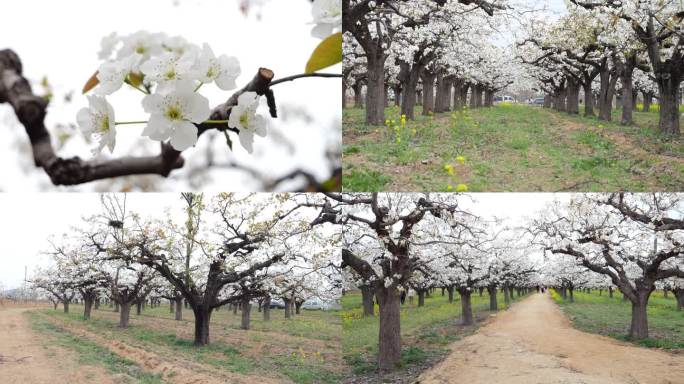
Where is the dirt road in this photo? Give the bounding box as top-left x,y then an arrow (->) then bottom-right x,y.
0,307 -> 114,384
418,293 -> 684,384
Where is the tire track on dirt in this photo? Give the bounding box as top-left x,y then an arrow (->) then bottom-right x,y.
418,293 -> 684,384
41,313 -> 287,384
0,307 -> 115,384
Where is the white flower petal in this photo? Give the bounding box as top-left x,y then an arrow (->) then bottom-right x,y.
170,121 -> 198,151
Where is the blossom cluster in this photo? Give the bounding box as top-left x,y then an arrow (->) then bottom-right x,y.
77,31 -> 269,154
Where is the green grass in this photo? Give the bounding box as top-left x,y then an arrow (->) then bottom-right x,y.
551,289 -> 684,350
341,289 -> 528,378
27,311 -> 166,383
343,104 -> 684,191
39,306 -> 343,384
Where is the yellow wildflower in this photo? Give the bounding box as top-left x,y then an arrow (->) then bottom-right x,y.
456,184 -> 468,192
456,156 -> 465,164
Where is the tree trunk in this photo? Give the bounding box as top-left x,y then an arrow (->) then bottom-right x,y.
63,300 -> 70,313
114,302 -> 119,312
361,285 -> 375,317
620,62 -> 635,125
365,50 -> 386,125
582,81 -> 594,116
417,289 -> 425,307
568,287 -> 574,303
566,78 -> 580,114
674,289 -> 684,311
642,91 -> 652,112
295,301 -> 302,315
487,285 -> 498,311
83,297 -> 93,320
119,301 -> 131,328
193,306 -> 212,346
352,82 -> 363,108
169,300 -> 174,313
263,296 -> 271,321
628,293 -> 650,340
447,286 -> 454,303
174,297 -> 183,321
342,80 -> 347,109
609,286 -> 613,298
393,85 -> 401,107
399,62 -> 420,120
240,298 -> 251,330
597,66 -> 617,121
459,289 -> 473,325
656,76 -> 681,135
136,301 -> 142,316
376,287 -> 401,372
53,302 -> 58,310
421,72 -> 436,116
284,298 -> 292,319
504,286 -> 511,306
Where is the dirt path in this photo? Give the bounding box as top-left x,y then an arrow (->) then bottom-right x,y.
0,307 -> 115,384
418,293 -> 684,384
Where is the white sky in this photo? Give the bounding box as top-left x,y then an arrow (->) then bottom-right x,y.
0,192 -> 574,289
0,0 -> 341,191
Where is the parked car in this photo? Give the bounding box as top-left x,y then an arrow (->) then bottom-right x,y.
533,97 -> 545,105
494,95 -> 514,103
301,299 -> 342,311
269,298 -> 286,309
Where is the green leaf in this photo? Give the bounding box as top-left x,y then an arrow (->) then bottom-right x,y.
82,71 -> 99,94
305,32 -> 342,74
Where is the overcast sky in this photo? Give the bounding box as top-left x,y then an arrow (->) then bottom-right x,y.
0,0 -> 341,191
0,192 -> 573,289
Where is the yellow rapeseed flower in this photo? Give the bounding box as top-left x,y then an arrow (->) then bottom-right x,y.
456,156 -> 465,164
447,184 -> 453,191
456,184 -> 468,192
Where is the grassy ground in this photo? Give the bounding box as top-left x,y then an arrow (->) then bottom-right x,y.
27,311 -> 165,383
33,304 -> 344,384
342,289 -> 527,382
551,289 -> 684,349
343,104 -> 684,191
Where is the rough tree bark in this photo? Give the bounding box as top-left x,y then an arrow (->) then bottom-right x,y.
240,297 -> 251,330
487,285 -> 498,311
458,288 -> 474,325
376,286 -> 401,373
361,285 -> 375,317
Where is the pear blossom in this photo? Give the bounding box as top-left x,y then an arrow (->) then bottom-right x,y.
98,32 -> 120,60
228,91 -> 268,153
140,51 -> 198,90
195,43 -> 241,90
310,0 -> 342,39
117,31 -> 163,61
141,81 -> 211,151
95,54 -> 142,95
76,95 -> 117,154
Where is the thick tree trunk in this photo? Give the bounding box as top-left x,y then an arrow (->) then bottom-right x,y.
620,66 -> 635,125
597,67 -> 617,121
487,285 -> 498,311
263,296 -> 271,321
568,287 -> 574,303
393,85 -> 402,107
447,286 -> 454,303
583,81 -> 594,116
136,301 -> 142,316
421,72 -> 436,116
365,51 -> 386,125
342,80 -> 347,109
173,297 -> 182,321
169,300 -> 174,313
656,76 -> 681,135
459,289 -> 473,325
628,293 -> 650,340
53,302 -> 58,310
642,91 -> 652,112
674,289 -> 684,311
83,297 -> 93,320
609,286 -> 613,298
295,301 -> 302,315
63,300 -> 70,313
376,287 -> 401,372
193,306 -> 213,345
504,286 -> 511,306
384,84 -> 389,107
566,78 -> 580,114
399,63 -> 420,120
240,298 -> 251,330
114,302 -> 119,312
119,301 -> 131,328
361,285 -> 375,317
352,83 -> 363,108
417,290 -> 425,307
283,298 -> 292,319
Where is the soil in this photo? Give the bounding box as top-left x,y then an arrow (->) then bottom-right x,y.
0,306 -> 115,384
417,293 -> 684,384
